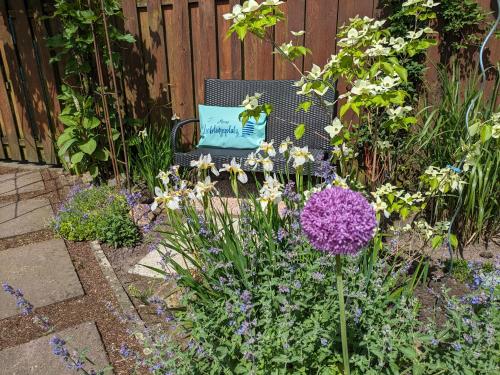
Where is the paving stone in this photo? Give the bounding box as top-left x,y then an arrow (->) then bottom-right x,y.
0,198 -> 53,238
0,239 -> 84,319
0,321 -> 110,375
0,171 -> 44,197
128,243 -> 193,279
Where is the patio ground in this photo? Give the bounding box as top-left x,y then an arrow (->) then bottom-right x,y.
0,163 -> 139,374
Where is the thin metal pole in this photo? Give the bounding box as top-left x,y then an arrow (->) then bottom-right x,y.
100,0 -> 130,190
87,0 -> 120,187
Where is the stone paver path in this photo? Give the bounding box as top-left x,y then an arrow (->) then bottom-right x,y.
0,170 -> 44,197
0,198 -> 53,238
0,239 -> 84,319
0,168 -> 112,374
0,322 -> 110,374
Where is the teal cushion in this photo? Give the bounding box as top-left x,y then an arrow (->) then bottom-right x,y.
197,105 -> 266,149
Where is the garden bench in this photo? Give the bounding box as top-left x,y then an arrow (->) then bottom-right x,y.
171,79 -> 334,175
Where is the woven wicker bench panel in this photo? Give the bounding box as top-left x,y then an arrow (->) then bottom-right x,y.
171,79 -> 334,176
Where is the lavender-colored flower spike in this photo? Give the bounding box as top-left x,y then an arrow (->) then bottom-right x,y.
300,187 -> 376,255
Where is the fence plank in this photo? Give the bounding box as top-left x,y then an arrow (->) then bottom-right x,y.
165,0 -> 195,144
0,67 -> 19,159
0,0 -> 37,162
147,0 -> 170,122
9,1 -> 53,162
122,0 -> 149,119
274,0 -> 306,80
216,0 -> 242,80
29,0 -> 61,163
191,0 -> 217,109
244,34 -> 274,81
304,0 -> 338,70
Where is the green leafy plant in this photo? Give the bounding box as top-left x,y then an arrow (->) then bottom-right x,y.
56,86 -> 118,178
47,0 -> 134,178
129,124 -> 173,195
52,184 -> 139,247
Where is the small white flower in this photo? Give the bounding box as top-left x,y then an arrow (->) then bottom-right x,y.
246,152 -> 259,167
192,176 -> 218,200
260,156 -> 274,172
290,30 -> 305,36
492,123 -> 500,139
220,158 -> 248,183
407,29 -> 424,40
241,93 -> 262,111
258,175 -> 283,209
171,113 -> 180,121
372,197 -> 390,218
138,129 -> 148,139
262,0 -> 284,6
325,117 -> 343,138
278,137 -> 293,154
157,170 -> 171,187
259,140 -> 276,157
242,0 -> 260,13
289,146 -> 314,168
190,154 -> 219,176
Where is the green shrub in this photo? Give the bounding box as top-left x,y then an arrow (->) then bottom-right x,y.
52,185 -> 140,247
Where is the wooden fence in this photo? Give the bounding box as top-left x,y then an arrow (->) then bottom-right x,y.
0,0 -> 498,163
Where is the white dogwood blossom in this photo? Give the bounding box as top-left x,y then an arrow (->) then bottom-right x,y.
325,117 -> 343,138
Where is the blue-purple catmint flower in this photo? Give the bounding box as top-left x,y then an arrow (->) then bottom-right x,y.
300,187 -> 376,255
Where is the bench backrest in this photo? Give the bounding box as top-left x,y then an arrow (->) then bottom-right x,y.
204,79 -> 334,150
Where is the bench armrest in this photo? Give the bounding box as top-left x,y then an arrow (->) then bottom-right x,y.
170,118 -> 199,151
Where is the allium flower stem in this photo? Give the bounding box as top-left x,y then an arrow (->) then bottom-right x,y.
335,255 -> 350,375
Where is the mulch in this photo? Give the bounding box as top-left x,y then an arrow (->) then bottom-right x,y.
0,166 -> 143,374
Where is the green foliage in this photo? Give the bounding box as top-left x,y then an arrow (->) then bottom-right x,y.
48,0 -> 134,178
129,124 -> 173,195
56,86 -> 118,178
406,64 -> 499,242
447,259 -> 473,283
52,185 -> 139,247
439,0 -> 486,52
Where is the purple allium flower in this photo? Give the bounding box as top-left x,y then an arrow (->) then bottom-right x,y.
300,187 -> 376,255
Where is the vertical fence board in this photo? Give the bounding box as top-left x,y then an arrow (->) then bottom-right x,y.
274,0 -> 306,80
122,0 -> 149,119
147,0 -> 170,121
0,0 -> 38,161
165,0 -> 194,143
10,1 -> 53,162
191,0 -> 217,108
304,0 -> 338,71
244,35 -> 274,80
29,0 -> 61,163
0,67 -> 19,159
216,0 -> 242,80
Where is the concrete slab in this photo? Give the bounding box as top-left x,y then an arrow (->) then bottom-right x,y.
0,171 -> 44,197
0,321 -> 111,374
0,239 -> 84,319
128,244 -> 193,279
0,198 -> 53,238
